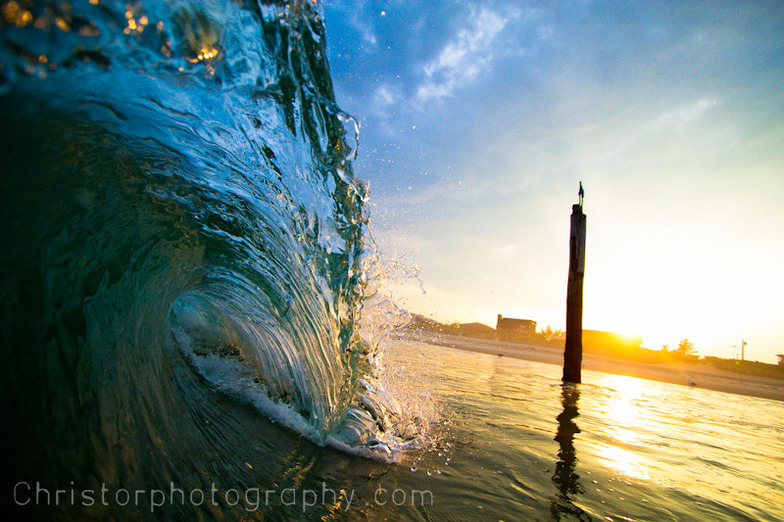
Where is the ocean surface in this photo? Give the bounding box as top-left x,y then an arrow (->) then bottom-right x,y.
2,0 -> 784,520
375,340 -> 784,521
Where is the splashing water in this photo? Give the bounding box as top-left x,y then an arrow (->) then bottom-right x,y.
0,1 -> 424,517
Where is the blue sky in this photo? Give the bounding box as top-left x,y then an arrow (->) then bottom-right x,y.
322,1 -> 784,363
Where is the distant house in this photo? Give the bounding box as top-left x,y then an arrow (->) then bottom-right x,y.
777,354 -> 784,366
437,322 -> 498,340
457,322 -> 497,337
496,314 -> 537,338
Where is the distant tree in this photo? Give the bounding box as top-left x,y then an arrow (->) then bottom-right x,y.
541,325 -> 554,339
662,344 -> 670,352
676,338 -> 697,357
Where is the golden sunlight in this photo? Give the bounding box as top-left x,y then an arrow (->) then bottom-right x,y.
602,375 -> 645,433
595,375 -> 655,480
597,444 -> 652,481
585,247 -> 749,354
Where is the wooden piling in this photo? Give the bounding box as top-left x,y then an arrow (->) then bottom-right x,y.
563,203 -> 586,383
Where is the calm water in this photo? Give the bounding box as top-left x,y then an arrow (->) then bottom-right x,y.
365,339 -> 784,521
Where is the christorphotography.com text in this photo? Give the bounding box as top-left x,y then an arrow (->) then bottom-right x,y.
12,481 -> 434,513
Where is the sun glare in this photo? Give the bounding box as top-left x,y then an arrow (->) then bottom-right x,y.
586,245 -> 747,354
594,375 -> 655,480
597,444 -> 652,481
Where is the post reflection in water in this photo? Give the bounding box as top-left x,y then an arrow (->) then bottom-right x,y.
551,384 -> 591,521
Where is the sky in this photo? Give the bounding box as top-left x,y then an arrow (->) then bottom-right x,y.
321,0 -> 784,363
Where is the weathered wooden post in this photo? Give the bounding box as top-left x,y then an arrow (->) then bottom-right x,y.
563,184 -> 586,383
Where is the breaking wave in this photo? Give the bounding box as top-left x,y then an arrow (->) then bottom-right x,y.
1,0 -> 425,517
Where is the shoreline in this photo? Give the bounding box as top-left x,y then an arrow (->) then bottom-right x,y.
397,331 -> 784,402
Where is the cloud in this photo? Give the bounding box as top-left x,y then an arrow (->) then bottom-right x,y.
373,84 -> 400,107
496,244 -> 516,259
353,18 -> 378,46
329,0 -> 379,48
415,7 -> 509,102
653,97 -> 719,130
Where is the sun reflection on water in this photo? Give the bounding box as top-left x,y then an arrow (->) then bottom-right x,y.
595,374 -> 657,480
597,444 -> 652,480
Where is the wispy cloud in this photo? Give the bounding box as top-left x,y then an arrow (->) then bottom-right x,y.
653,97 -> 719,129
415,7 -> 510,102
373,84 -> 400,107
353,16 -> 378,47
330,0 -> 379,48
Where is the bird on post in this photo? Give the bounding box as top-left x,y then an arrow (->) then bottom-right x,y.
578,182 -> 584,207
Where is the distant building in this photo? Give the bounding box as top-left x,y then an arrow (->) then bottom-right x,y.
777,354 -> 784,366
458,322 -> 497,336
496,314 -> 537,336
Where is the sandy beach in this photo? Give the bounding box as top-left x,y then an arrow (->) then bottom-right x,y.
398,331 -> 784,402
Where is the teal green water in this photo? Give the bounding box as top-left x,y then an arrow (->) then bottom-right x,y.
1,0 -> 418,517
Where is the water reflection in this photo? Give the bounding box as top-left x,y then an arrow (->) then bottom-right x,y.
596,375 -> 652,480
551,384 -> 592,521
